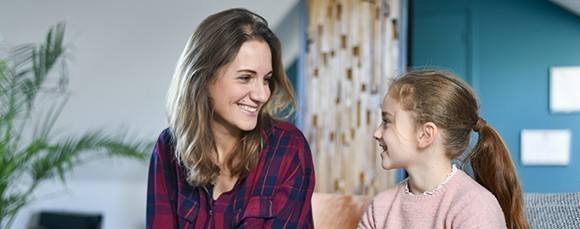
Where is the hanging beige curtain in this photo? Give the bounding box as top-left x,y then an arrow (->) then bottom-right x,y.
305,0 -> 401,195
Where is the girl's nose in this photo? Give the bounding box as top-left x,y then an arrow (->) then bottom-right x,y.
373,124 -> 384,141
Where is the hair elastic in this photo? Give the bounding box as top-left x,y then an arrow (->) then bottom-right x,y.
473,118 -> 486,132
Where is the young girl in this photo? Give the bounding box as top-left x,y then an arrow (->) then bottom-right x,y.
358,70 -> 528,228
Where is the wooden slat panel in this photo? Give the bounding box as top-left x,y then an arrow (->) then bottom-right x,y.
307,0 -> 401,195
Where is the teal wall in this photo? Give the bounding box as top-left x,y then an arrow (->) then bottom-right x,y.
412,0 -> 580,193
286,58 -> 299,95
285,58 -> 299,124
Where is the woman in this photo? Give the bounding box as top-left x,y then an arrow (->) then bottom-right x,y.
358,70 -> 528,228
147,8 -> 315,228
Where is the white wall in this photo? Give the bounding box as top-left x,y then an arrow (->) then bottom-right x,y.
0,1 -> 299,228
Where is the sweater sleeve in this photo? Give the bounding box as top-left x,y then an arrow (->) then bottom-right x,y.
357,198 -> 376,229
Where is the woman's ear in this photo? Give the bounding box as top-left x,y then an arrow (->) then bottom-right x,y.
417,122 -> 437,149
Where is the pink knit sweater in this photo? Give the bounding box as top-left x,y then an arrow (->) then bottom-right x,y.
358,169 -> 507,228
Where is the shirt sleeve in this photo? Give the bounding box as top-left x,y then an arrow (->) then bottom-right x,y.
242,126 -> 316,229
146,129 -> 178,228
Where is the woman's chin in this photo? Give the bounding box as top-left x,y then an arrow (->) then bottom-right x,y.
237,121 -> 258,131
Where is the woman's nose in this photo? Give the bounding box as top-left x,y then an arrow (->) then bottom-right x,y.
250,82 -> 270,102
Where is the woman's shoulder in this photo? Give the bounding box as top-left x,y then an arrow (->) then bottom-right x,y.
266,120 -> 308,142
153,128 -> 175,158
157,127 -> 173,142
270,120 -> 303,135
261,120 -> 313,170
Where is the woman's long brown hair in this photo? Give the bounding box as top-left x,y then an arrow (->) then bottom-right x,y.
166,8 -> 296,186
388,70 -> 528,228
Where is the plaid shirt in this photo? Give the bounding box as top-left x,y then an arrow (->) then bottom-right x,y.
146,121 -> 315,228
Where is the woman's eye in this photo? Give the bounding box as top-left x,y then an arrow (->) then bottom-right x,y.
239,75 -> 251,82
264,76 -> 272,85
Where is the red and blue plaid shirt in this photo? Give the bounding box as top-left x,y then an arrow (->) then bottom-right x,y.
146,120 -> 315,228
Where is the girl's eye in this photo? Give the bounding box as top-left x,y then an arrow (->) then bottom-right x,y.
382,119 -> 391,126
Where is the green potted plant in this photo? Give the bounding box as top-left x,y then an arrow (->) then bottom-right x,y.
0,23 -> 152,228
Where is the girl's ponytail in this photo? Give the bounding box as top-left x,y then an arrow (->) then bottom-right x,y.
468,119 -> 529,229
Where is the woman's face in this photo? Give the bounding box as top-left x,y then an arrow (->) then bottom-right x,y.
373,94 -> 419,170
208,40 -> 272,136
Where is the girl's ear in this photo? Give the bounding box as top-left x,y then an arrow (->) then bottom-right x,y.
417,122 -> 437,149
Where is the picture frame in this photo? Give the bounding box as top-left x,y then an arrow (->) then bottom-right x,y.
549,66 -> 580,113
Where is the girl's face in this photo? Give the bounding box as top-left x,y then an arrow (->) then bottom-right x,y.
208,40 -> 272,136
373,94 -> 420,170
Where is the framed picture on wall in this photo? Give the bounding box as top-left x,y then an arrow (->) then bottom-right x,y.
550,66 -> 580,113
